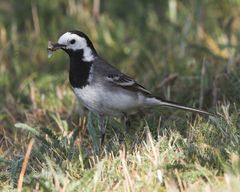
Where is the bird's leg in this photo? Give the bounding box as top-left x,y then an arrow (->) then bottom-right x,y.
98,114 -> 106,147
119,115 -> 130,158
119,115 -> 130,144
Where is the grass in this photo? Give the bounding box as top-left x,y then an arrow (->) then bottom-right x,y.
1,0 -> 240,191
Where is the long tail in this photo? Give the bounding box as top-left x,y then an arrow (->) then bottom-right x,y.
154,97 -> 214,116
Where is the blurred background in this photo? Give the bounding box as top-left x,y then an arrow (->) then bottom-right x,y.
0,0 -> 240,109
1,0 -> 240,190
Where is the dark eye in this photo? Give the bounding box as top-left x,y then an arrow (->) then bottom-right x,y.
70,39 -> 76,44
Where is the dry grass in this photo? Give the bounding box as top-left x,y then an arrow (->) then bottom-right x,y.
1,0 -> 240,191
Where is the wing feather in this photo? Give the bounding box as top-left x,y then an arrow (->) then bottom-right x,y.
106,74 -> 151,95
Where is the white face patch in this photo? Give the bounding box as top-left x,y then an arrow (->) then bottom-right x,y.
57,32 -> 95,62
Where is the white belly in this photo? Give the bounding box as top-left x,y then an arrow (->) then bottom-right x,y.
73,85 -> 145,116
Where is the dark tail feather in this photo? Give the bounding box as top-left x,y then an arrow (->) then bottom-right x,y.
156,97 -> 214,116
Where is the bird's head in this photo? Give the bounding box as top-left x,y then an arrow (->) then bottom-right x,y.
48,30 -> 97,61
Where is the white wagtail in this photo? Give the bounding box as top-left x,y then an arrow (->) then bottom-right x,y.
48,30 -> 214,145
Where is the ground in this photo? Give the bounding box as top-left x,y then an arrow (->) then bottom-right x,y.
0,1 -> 240,191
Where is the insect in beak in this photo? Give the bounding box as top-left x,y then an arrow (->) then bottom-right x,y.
47,41 -> 65,58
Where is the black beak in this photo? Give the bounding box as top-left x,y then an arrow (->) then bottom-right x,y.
48,41 -> 66,51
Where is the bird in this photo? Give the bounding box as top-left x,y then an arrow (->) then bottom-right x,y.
48,30 -> 214,146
